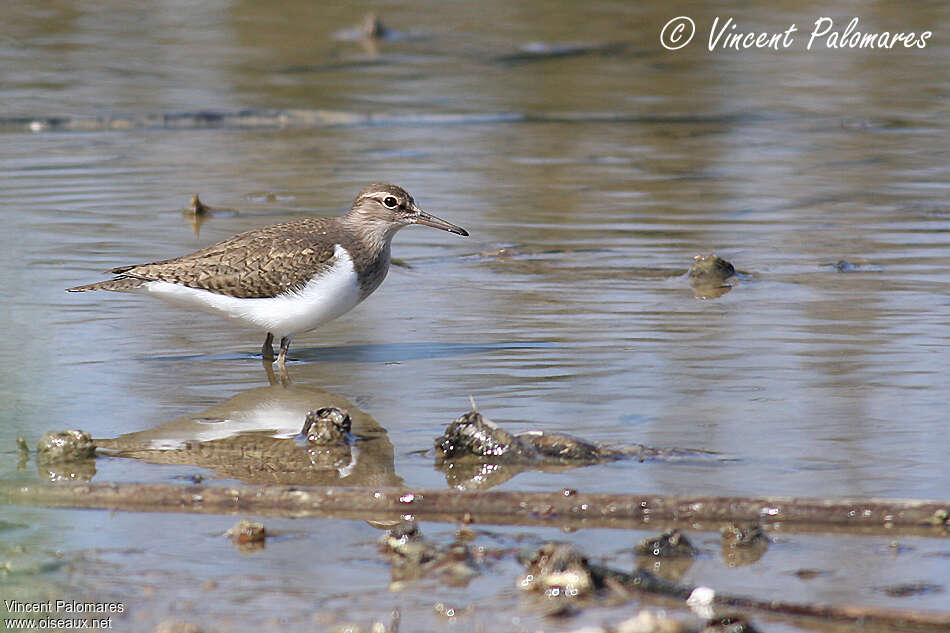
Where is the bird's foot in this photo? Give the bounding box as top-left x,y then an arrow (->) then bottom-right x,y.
262,332 -> 275,360
276,336 -> 292,367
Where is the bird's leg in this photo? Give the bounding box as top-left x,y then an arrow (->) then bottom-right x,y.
276,335 -> 293,367
262,332 -> 275,359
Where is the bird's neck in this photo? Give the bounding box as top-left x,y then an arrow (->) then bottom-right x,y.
341,210 -> 401,260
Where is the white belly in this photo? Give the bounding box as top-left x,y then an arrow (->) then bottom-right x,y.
140,245 -> 364,338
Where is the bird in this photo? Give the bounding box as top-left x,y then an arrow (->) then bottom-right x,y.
67,184 -> 469,366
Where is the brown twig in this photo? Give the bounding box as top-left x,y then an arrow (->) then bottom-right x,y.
1,481 -> 947,536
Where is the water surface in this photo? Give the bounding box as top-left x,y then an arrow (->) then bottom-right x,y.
1,1 -> 948,630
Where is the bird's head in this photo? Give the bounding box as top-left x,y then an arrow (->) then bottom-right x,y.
347,184 -> 469,243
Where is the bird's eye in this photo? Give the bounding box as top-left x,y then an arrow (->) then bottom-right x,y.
382,196 -> 399,209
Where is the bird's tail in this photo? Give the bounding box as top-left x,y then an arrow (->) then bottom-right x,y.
66,277 -> 147,293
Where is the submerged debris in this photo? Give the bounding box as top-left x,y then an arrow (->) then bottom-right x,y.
519,543 -> 774,630
379,521 -> 479,587
929,508 -> 949,527
518,542 -> 597,598
518,541 -> 690,609
720,522 -> 769,547
824,259 -> 885,273
635,529 -> 698,582
495,41 -> 630,65
16,436 -> 29,470
332,12 -> 426,44
181,193 -> 239,235
636,529 -> 699,559
358,12 -> 388,39
184,194 -> 210,217
875,581 -> 944,598
720,523 -> 770,567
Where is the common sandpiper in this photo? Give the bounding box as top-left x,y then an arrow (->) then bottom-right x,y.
68,184 -> 469,366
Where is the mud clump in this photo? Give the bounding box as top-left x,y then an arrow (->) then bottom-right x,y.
298,407 -> 352,445
688,254 -> 735,284
36,430 -> 96,463
226,520 -> 267,547
688,254 -> 737,299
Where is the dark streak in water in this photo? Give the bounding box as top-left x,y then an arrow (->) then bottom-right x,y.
493,41 -> 635,65
1,109 -> 781,134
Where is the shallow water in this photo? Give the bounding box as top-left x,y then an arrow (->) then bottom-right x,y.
1,1 -> 949,631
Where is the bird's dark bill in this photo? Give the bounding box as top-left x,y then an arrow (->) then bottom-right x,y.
414,210 -> 469,236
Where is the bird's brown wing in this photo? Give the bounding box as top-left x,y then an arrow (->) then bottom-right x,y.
110,219 -> 342,298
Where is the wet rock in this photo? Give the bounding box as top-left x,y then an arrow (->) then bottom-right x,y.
688,254 -> 735,284
436,410 -> 539,462
688,254 -> 736,298
36,430 -> 95,463
436,410 -> 698,465
298,407 -> 352,445
226,519 -> 267,547
379,521 -> 478,586
435,409 -> 710,490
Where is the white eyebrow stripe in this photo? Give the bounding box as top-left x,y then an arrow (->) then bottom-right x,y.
359,191 -> 412,206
